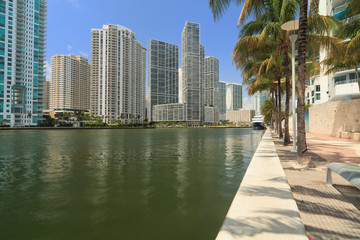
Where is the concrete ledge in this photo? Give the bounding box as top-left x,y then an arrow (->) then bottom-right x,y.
216,130 -> 307,240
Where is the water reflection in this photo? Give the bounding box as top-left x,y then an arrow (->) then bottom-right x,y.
0,129 -> 264,240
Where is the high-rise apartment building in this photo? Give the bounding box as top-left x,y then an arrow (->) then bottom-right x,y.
0,0 -> 47,126
90,24 -> 146,123
204,56 -> 219,122
305,0 -> 360,105
182,22 -> 203,122
50,54 -> 90,112
147,39 -> 179,121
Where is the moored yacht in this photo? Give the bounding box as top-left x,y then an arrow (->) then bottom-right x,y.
252,115 -> 265,130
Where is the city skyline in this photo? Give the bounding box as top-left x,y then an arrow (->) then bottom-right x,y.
45,0 -> 253,109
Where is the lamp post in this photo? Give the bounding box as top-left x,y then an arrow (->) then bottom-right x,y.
281,20 -> 299,152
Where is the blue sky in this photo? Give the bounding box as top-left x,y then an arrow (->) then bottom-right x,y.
46,0 -> 253,108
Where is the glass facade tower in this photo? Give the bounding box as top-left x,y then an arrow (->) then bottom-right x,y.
0,0 -> 47,126
204,56 -> 219,122
147,39 -> 179,121
181,22 -> 203,122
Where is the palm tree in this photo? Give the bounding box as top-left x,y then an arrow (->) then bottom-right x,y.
261,98 -> 274,124
27,112 -> 32,127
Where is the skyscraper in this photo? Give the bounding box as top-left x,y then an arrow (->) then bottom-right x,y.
90,24 -> 146,123
182,22 -> 203,122
218,81 -> 243,114
226,83 -> 242,111
147,39 -> 179,121
50,54 -> 90,112
204,56 -> 219,122
0,0 -> 47,126
253,90 -> 268,115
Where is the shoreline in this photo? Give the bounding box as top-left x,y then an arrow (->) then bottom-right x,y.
0,126 -> 253,130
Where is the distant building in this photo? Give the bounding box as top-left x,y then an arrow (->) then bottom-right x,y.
50,55 -> 90,112
218,82 -> 227,120
224,82 -> 242,111
90,24 -> 146,123
147,39 -> 179,121
153,103 -> 184,122
182,22 -> 203,122
226,109 -> 255,123
253,90 -> 268,115
0,0 -> 47,126
203,56 -> 219,122
43,80 -> 51,111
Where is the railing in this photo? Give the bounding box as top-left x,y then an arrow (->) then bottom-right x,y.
334,3 -> 349,14
334,78 -> 358,85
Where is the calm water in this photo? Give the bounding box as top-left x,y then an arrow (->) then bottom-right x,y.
0,128 -> 263,240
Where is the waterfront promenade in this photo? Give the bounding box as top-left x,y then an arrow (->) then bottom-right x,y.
217,130 -> 360,240
273,133 -> 360,239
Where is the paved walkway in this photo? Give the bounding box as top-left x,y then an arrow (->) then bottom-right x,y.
306,133 -> 360,165
217,130 -> 307,240
273,133 -> 360,240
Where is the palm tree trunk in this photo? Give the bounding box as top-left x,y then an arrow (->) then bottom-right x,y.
297,0 -> 312,166
277,74 -> 283,138
275,86 -> 278,134
355,66 -> 360,91
271,91 -> 274,130
283,44 -> 290,145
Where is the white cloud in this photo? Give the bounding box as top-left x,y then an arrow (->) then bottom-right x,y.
79,51 -> 89,58
243,97 -> 253,110
66,0 -> 80,9
44,60 -> 51,80
67,44 -> 72,51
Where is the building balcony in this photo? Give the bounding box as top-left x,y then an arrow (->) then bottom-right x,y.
331,70 -> 360,101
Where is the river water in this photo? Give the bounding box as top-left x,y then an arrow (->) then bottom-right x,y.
0,128 -> 263,240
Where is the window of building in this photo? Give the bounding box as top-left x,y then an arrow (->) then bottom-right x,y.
315,85 -> 320,92
334,75 -> 346,85
311,90 -> 314,97
316,93 -> 320,100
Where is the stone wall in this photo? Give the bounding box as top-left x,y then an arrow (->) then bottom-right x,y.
309,99 -> 360,138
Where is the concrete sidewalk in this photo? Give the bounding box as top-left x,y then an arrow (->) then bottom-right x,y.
216,130 -> 307,240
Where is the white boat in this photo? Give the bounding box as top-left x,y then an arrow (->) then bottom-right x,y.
252,115 -> 265,130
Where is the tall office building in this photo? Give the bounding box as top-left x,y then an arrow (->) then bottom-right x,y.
182,22 -> 203,122
50,54 -> 90,112
147,39 -> 179,121
0,0 -> 47,126
204,56 -> 219,122
90,24 -> 146,123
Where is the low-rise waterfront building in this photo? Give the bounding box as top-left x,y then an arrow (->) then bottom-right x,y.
226,109 -> 255,123
152,103 -> 184,122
